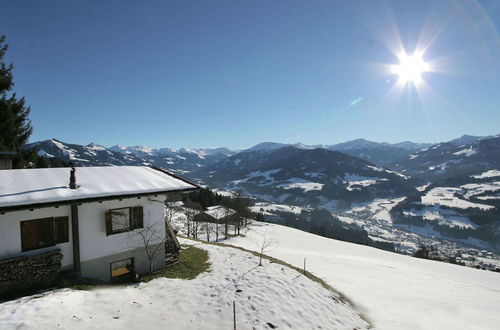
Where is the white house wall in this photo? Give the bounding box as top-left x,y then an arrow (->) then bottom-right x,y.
78,196 -> 166,262
0,205 -> 74,268
0,196 -> 166,272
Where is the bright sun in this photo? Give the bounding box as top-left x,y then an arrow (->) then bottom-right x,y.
392,52 -> 429,85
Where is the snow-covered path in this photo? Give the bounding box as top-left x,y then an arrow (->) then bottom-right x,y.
0,239 -> 368,330
228,222 -> 500,330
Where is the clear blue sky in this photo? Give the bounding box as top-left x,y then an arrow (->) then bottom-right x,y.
2,0 -> 500,149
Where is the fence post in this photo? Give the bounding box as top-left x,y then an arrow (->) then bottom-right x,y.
233,300 -> 236,330
303,257 -> 306,275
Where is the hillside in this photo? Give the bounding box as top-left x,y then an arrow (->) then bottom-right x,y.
390,169 -> 500,247
0,239 -> 368,330
194,146 -> 421,207
228,222 -> 500,330
391,135 -> 500,182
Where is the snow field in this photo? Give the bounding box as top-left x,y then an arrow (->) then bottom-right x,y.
228,222 -> 500,330
0,239 -> 368,330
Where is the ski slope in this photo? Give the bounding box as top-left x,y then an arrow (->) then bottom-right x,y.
228,222 -> 500,330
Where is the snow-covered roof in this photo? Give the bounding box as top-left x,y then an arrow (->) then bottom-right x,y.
0,166 -> 198,210
205,205 -> 236,220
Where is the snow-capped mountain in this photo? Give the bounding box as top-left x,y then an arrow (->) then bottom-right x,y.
24,139 -> 146,166
24,139 -> 235,173
391,136 -> 500,182
193,146 -> 421,207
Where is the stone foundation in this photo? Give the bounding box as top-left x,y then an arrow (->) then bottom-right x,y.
0,250 -> 63,296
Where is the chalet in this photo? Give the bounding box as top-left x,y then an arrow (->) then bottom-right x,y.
0,166 -> 198,293
195,205 -> 236,223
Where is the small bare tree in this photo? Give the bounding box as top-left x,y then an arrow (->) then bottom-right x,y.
253,232 -> 277,266
130,222 -> 166,274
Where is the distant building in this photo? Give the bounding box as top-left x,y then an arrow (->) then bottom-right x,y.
195,205 -> 236,223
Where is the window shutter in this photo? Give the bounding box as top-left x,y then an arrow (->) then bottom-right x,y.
105,211 -> 112,236
54,216 -> 69,244
132,206 -> 144,229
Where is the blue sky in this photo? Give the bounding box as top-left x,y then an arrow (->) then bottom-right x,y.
2,0 -> 500,149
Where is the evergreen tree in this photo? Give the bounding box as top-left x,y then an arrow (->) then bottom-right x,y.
0,35 -> 32,151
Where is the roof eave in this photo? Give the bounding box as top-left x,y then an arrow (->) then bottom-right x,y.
0,186 -> 199,214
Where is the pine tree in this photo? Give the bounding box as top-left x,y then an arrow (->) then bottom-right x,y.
0,35 -> 32,151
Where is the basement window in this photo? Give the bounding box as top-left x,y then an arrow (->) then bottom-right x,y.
110,258 -> 134,282
20,216 -> 70,252
105,206 -> 143,236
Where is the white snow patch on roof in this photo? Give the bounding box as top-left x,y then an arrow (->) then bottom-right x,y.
0,166 -> 196,208
204,205 -> 236,219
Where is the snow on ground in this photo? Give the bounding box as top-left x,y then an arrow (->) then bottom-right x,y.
0,239 -> 368,330
421,187 -> 494,210
365,165 -> 410,179
277,178 -> 324,192
453,147 -> 477,157
472,170 -> 500,179
344,173 -> 387,191
249,202 -> 306,215
402,205 -> 478,229
347,198 -> 405,223
228,222 -> 500,330
36,149 -> 54,158
460,181 -> 500,199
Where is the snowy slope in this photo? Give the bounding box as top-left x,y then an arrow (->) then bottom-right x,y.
228,222 -> 500,330
391,136 -> 500,182
0,239 -> 368,330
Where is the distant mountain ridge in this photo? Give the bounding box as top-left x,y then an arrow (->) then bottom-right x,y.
25,139 -> 235,174
391,135 -> 500,182
192,145 -> 421,207
26,133 -> 499,184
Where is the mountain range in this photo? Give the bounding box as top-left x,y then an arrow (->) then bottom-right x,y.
25,135 -> 500,185
23,134 -> 500,245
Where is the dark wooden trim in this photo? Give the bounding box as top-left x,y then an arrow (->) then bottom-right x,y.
71,204 -> 81,276
0,187 -> 198,214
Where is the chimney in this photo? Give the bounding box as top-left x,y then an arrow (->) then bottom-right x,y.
69,163 -> 77,189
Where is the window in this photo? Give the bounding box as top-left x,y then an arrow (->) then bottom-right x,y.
54,216 -> 69,244
110,258 -> 134,282
20,216 -> 69,252
105,206 -> 143,236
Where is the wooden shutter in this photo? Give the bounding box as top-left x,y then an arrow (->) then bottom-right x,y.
54,216 -> 69,243
105,210 -> 112,236
132,206 -> 144,229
